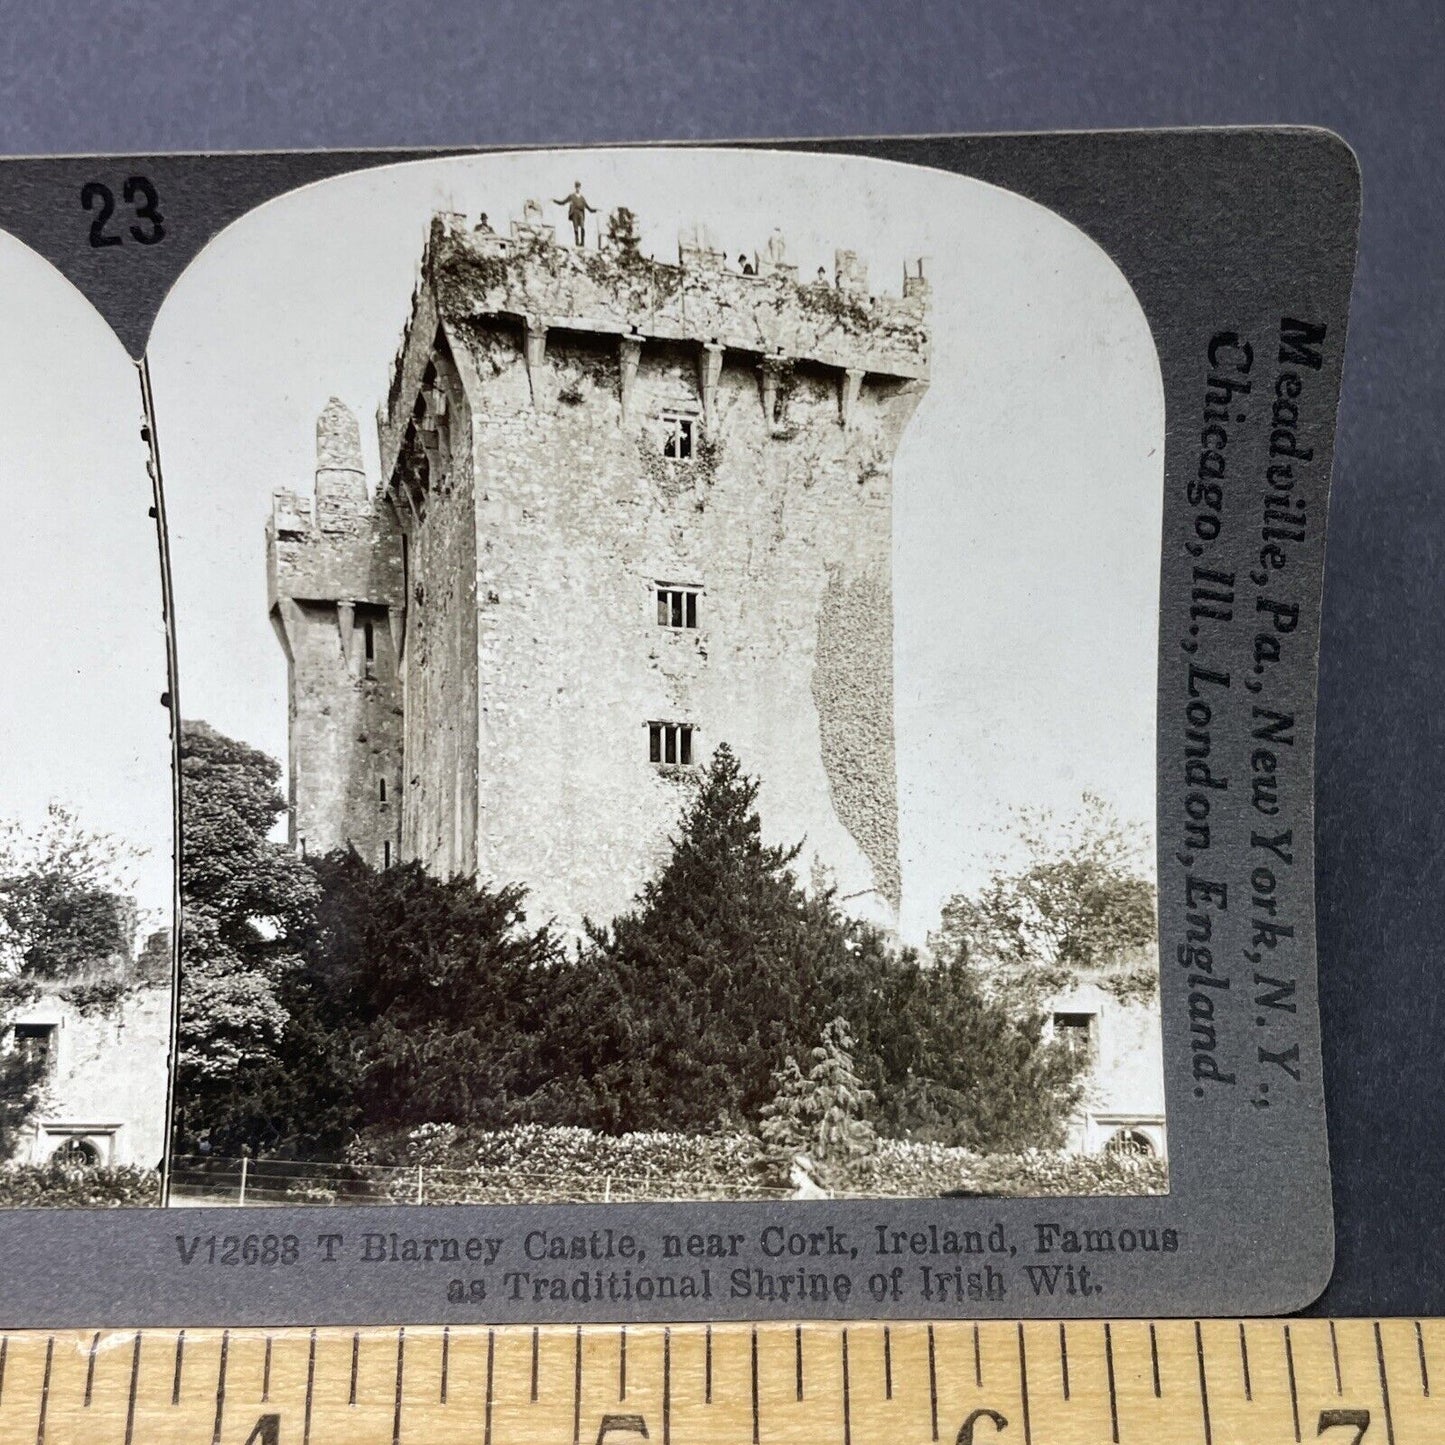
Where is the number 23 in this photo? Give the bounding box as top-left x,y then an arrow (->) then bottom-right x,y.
80,176 -> 164,247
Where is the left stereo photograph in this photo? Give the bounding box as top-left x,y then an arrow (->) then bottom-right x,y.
0,228 -> 174,1206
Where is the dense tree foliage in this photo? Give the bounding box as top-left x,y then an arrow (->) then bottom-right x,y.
759,1018 -> 878,1176
0,806 -> 134,979
856,955 -> 1082,1150
0,1047 -> 43,1160
553,744 -> 891,1132
175,721 -> 320,1151
931,794 -> 1157,1007
1,807 -> 149,1159
177,736 -> 1087,1164
285,852 -> 561,1155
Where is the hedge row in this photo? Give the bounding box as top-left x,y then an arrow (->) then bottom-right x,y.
0,1163 -> 161,1208
353,1124 -> 1167,1202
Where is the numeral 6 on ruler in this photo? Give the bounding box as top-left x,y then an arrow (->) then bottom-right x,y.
79,176 -> 164,247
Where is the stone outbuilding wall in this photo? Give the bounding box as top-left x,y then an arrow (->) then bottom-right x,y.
4,985 -> 171,1169
1047,973 -> 1168,1159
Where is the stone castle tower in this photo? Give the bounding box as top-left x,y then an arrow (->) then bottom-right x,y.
267,399 -> 405,867
268,205 -> 929,936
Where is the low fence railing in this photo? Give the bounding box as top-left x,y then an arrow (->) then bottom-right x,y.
168,1154 -> 797,1207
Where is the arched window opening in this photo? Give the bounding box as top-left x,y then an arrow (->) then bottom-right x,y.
1104,1128 -> 1155,1159
56,1137 -> 101,1168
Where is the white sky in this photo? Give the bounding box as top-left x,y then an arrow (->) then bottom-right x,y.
0,232 -> 173,929
145,148 -> 1162,944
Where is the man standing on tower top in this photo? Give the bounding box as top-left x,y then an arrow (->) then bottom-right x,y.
553,181 -> 597,245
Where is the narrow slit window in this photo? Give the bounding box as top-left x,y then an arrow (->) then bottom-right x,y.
383,841 -> 392,869
1052,1012 -> 1096,1062
655,584 -> 701,629
660,411 -> 696,460
378,777 -> 387,803
364,620 -> 376,663
649,722 -> 695,767
12,1024 -> 55,1074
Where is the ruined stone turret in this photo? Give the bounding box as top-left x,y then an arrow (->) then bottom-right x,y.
267,398 -> 404,866
280,207 -> 930,936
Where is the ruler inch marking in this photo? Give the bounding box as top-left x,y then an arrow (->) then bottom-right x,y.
123,1331 -> 141,1445
574,1325 -> 583,1445
1284,1323 -> 1301,1443
211,1328 -> 230,1445
83,1331 -> 99,1407
33,1334 -> 52,1445
171,1328 -> 185,1406
303,1328 -> 316,1445
1375,1320 -> 1397,1445
751,1326 -> 760,1445
1016,1323 -> 1033,1445
393,1325 -> 406,1445
485,1328 -> 495,1445
927,1324 -> 938,1442
1104,1322 -> 1119,1445
303,1329 -> 317,1445
0,1316 -> 1437,1444
1195,1320 -> 1213,1445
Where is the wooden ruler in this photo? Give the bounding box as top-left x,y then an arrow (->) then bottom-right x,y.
0,1319 -> 1435,1444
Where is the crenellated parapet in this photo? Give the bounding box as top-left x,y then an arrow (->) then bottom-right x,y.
379,207 -> 930,484
267,398 -> 405,665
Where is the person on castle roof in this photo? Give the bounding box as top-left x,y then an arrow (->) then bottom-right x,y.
553,181 -> 597,245
738,253 -> 755,275
474,212 -> 494,234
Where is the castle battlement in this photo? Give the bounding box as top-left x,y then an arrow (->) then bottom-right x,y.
279,206 -> 931,930
267,399 -> 405,615
379,207 -> 930,484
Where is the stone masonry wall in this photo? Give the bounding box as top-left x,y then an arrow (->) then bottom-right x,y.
6,986 -> 171,1168
444,324 -> 921,937
268,399 -> 404,865
395,335 -> 480,879
351,212 -> 930,940
1050,972 -> 1167,1157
